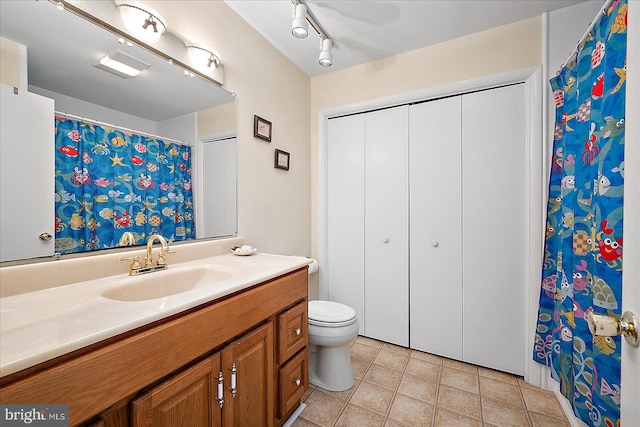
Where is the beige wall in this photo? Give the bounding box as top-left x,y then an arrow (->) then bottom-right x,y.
198,102 -> 237,137
0,37 -> 20,87
309,16 -> 542,264
143,2 -> 312,257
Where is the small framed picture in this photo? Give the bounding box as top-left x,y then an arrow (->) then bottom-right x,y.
254,115 -> 272,142
274,149 -> 290,170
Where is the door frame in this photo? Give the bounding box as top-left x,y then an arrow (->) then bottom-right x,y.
317,65 -> 544,381
621,1 -> 639,425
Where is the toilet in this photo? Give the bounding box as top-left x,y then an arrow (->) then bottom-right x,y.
308,300 -> 359,391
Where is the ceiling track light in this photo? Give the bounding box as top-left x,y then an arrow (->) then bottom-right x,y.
319,37 -> 333,67
291,3 -> 308,39
290,0 -> 334,67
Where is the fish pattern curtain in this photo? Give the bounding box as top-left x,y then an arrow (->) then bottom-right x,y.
55,116 -> 195,254
533,1 -> 626,426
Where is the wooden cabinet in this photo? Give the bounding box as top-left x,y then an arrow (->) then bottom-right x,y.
277,349 -> 307,419
277,301 -> 307,363
132,355 -> 220,427
0,268 -> 308,426
132,322 -> 274,427
222,322 -> 274,427
276,302 -> 308,421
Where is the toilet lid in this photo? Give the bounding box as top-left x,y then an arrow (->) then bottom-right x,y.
308,300 -> 357,325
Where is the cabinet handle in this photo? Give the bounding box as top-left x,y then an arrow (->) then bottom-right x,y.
295,328 -> 301,336
229,363 -> 237,398
214,371 -> 224,409
383,237 -> 389,243
295,378 -> 301,386
39,232 -> 53,241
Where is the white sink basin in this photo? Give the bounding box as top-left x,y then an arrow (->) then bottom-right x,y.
103,265 -> 235,302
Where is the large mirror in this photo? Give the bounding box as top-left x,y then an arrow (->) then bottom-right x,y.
0,0 -> 237,262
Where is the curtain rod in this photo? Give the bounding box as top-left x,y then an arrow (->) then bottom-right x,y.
55,111 -> 191,147
562,0 -> 615,68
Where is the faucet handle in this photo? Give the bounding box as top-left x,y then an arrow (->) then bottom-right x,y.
118,255 -> 142,271
156,249 -> 175,266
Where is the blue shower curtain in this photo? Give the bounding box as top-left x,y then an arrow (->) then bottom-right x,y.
54,116 -> 195,254
534,1 -> 626,426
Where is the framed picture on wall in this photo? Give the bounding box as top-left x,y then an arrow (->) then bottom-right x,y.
274,149 -> 290,170
254,115 -> 272,142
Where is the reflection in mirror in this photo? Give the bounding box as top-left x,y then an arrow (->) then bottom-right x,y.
0,0 -> 237,263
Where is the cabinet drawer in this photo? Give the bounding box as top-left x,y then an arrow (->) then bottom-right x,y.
277,301 -> 307,364
278,350 -> 308,419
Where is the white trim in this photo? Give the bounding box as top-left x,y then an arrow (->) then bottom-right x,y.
318,66 -> 543,379
199,129 -> 237,142
554,388 -> 590,427
621,1 -> 639,425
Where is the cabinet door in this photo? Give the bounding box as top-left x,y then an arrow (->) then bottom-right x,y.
461,84 -> 526,375
222,322 -> 274,427
409,97 -> 463,359
327,114 -> 366,334
131,355 -> 220,427
0,84 -> 54,261
364,105 -> 409,346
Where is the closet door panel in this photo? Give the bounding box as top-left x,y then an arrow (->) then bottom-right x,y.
409,98 -> 463,359
461,84 -> 527,375
364,106 -> 409,346
327,115 -> 365,334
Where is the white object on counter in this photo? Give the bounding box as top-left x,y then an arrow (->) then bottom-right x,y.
307,258 -> 318,274
231,245 -> 257,256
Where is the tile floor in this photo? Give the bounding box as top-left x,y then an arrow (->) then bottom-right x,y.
293,336 -> 571,427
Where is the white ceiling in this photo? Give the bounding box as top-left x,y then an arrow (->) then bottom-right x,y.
0,0 -> 234,122
225,0 -> 594,77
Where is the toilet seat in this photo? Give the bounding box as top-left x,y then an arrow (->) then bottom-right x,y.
309,300 -> 357,328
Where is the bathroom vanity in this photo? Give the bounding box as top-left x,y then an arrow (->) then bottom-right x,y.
0,244 -> 310,426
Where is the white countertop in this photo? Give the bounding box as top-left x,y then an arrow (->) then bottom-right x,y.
0,253 -> 310,377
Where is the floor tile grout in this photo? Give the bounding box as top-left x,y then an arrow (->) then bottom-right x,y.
297,336 -> 571,427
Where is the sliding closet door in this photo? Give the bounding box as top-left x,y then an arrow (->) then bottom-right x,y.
327,114 -> 366,334
364,106 -> 409,346
409,97 -> 463,359
462,84 -> 526,374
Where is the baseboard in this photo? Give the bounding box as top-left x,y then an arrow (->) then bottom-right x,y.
282,402 -> 306,427
553,389 -> 588,427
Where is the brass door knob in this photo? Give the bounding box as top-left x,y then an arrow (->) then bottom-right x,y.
588,311 -> 639,347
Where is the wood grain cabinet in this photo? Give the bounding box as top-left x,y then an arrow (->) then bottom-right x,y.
276,302 -> 308,420
0,268 -> 308,427
131,323 -> 274,427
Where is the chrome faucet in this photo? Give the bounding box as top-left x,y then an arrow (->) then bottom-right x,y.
118,234 -> 173,276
